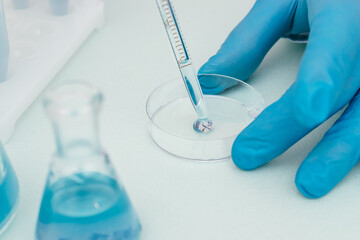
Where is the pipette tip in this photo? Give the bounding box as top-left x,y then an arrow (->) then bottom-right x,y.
193,118 -> 213,133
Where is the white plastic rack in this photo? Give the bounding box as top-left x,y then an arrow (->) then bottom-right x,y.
0,0 -> 105,142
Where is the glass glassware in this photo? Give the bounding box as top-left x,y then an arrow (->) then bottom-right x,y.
0,0 -> 9,82
146,74 -> 265,160
36,82 -> 141,240
0,142 -> 19,235
48,0 -> 70,16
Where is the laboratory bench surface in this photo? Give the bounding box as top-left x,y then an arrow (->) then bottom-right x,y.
3,0 -> 360,239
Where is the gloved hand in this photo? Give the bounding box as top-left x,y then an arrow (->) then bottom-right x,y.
198,0 -> 360,198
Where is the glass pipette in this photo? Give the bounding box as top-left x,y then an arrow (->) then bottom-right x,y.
155,0 -> 213,133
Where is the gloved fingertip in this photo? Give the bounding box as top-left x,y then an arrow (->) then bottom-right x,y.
197,63 -> 213,76
198,54 -> 224,75
295,165 -> 329,199
202,86 -> 225,95
198,74 -> 238,95
231,138 -> 264,171
295,179 -> 322,199
197,74 -> 225,95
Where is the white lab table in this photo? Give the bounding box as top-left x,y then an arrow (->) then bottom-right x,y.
3,0 -> 360,239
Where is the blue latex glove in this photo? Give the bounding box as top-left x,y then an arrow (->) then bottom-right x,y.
199,0 -> 360,198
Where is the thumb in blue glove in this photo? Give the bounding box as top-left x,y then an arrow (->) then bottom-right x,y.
199,0 -> 360,198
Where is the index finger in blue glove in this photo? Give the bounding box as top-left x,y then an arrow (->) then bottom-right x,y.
198,0 -> 298,94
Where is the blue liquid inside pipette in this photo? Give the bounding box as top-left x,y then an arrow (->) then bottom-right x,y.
181,64 -> 213,133
36,172 -> 141,240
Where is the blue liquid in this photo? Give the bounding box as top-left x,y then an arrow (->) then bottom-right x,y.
0,149 -> 19,232
181,64 -> 208,120
36,172 -> 141,240
181,64 -> 214,133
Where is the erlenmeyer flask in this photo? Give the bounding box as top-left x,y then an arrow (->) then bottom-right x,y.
36,82 -> 141,240
0,143 -> 19,234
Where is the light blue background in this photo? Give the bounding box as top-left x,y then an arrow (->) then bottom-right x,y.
3,0 -> 359,239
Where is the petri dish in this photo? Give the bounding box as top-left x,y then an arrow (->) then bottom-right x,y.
146,74 -> 265,161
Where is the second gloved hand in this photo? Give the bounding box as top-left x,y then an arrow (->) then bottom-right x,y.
199,0 -> 360,198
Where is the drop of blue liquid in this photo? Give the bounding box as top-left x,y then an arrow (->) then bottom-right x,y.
193,119 -> 214,133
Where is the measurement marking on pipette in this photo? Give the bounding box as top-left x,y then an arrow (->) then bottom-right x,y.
180,63 -> 192,68
160,2 -> 191,67
156,0 -> 213,132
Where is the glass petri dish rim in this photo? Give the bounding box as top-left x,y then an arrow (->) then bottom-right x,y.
146,73 -> 265,142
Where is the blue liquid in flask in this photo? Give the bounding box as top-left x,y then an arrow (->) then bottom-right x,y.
0,144 -> 19,233
36,172 -> 141,240
36,82 -> 141,240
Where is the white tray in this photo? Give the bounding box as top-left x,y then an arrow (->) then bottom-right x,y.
0,0 -> 104,142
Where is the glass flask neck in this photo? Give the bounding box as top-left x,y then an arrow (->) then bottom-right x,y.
44,82 -> 103,158
53,111 -> 101,158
